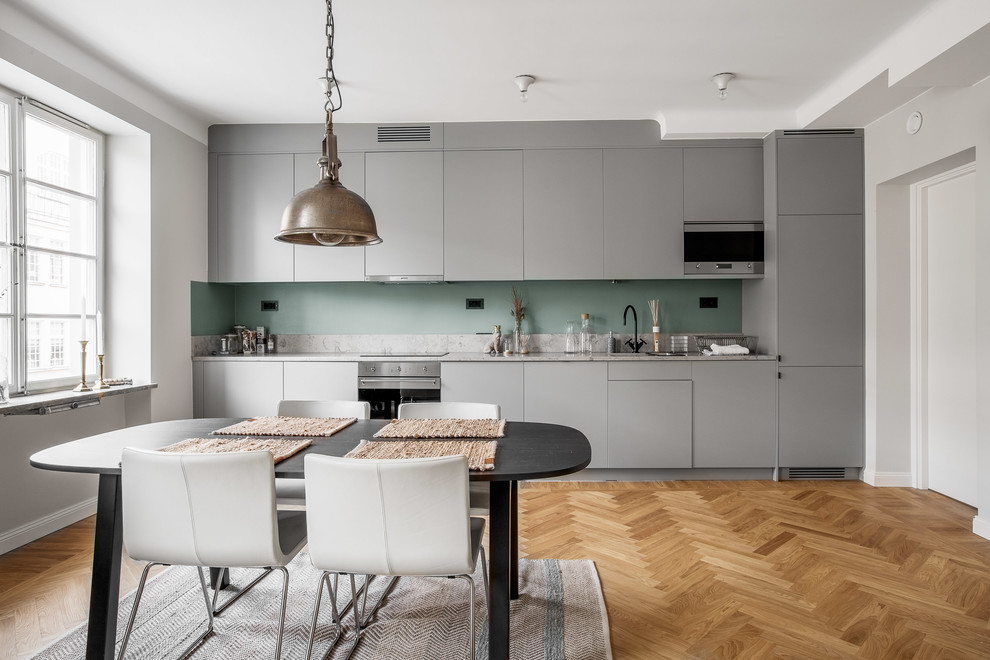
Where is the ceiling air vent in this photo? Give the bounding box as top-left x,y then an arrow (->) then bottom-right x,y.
780,467 -> 856,480
377,125 -> 432,143
782,129 -> 858,136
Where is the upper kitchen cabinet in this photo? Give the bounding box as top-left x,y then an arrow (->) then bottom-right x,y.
364,151 -> 444,279
292,151 -> 367,282
776,132 -> 864,215
683,146 -> 763,223
215,153 -> 295,282
523,149 -> 604,279
604,148 -> 683,279
443,150 -> 523,281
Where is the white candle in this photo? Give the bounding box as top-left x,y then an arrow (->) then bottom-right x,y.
80,297 -> 86,342
96,311 -> 103,355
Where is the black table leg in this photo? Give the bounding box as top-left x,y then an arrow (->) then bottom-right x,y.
87,474 -> 123,660
488,480 -> 511,660
510,480 -> 519,600
209,567 -> 230,590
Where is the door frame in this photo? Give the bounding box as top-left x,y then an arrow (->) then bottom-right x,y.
909,162 -> 976,490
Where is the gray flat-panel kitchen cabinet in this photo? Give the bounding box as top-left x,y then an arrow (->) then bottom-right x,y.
778,366 -> 864,467
777,215 -> 864,366
603,148 -> 683,279
523,149 -> 604,279
441,362 -> 524,421
524,362 -> 607,468
443,151 -> 523,281
607,379 -> 692,468
683,146 -> 764,223
776,134 -> 864,216
364,151 -> 444,278
282,362 -> 358,401
215,154 -> 295,282
202,360 -> 284,418
692,360 -> 776,467
292,152 -> 366,282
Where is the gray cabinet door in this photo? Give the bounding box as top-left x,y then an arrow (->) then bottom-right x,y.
364,151 -> 444,277
216,153 -> 295,282
524,362 -> 607,468
683,146 -> 763,223
607,379 -> 692,468
523,149 -> 604,279
282,362 -> 358,401
441,362 -> 524,421
692,361 -> 776,467
443,150 -> 523,281
292,152 -> 366,282
604,148 -> 683,279
778,366 -> 863,467
777,215 -> 864,366
776,135 -> 864,215
202,361 -> 284,417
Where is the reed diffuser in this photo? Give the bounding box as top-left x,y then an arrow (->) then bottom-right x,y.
510,287 -> 526,354
649,299 -> 661,353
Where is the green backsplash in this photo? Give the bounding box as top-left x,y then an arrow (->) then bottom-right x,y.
191,280 -> 741,337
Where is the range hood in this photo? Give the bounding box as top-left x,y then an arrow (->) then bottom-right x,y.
365,275 -> 444,283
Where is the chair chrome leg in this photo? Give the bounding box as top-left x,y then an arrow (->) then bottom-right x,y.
274,566 -> 290,659
335,574 -> 398,660
211,566 -> 276,616
459,574 -> 477,660
305,572 -> 344,660
116,562 -> 156,660
479,547 -> 490,620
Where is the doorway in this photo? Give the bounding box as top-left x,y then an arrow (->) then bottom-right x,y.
913,164 -> 977,505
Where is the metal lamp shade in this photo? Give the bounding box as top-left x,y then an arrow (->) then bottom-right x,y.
275,178 -> 381,246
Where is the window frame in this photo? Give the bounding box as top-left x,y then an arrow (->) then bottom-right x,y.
0,85 -> 104,395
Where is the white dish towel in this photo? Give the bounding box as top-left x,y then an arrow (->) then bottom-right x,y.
707,343 -> 750,355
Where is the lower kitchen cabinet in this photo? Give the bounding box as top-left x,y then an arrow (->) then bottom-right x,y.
283,362 -> 358,401
524,363 -> 607,468
607,380 -> 692,468
202,361 -> 284,418
778,366 -> 863,467
441,362 -> 524,421
692,361 -> 776,467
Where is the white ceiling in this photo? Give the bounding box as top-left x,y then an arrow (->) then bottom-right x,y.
3,0 -> 990,140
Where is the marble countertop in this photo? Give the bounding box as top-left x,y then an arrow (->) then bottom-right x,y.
192,351 -> 775,362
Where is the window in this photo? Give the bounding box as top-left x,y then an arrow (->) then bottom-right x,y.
0,86 -> 103,394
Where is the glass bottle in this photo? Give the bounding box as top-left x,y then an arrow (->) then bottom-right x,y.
580,313 -> 592,355
564,320 -> 578,353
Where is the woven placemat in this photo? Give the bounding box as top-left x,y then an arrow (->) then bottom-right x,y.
372,418 -> 506,439
158,437 -> 312,464
345,439 -> 497,471
211,416 -> 356,437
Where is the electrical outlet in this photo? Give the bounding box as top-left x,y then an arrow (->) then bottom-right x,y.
261,300 -> 279,311
700,297 -> 718,309
466,298 -> 484,310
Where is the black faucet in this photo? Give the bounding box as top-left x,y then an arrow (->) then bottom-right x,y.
623,305 -> 646,353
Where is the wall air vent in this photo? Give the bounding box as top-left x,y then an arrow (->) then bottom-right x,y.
377,125 -> 432,143
781,129 -> 858,136
780,467 -> 858,480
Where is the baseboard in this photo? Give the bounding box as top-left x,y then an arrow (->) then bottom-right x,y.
861,469 -> 913,487
972,515 -> 990,541
0,498 -> 98,556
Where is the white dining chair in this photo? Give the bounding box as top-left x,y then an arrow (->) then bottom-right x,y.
303,454 -> 488,660
397,401 -> 500,515
118,448 -> 307,660
274,399 -> 371,506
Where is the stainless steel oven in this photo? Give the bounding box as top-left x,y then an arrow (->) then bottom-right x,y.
357,361 -> 442,419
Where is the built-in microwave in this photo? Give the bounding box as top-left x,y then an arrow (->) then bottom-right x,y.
684,223 -> 764,277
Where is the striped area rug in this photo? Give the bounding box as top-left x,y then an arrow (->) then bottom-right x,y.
33,554 -> 611,659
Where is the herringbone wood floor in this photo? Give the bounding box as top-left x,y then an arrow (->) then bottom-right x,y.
3,481 -> 990,658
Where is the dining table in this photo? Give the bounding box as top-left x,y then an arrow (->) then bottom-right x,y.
29,417 -> 592,660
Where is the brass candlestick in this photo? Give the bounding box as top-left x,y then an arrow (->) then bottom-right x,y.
94,354 -> 110,390
72,340 -> 92,392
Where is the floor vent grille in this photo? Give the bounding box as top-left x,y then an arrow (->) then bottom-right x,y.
377,125 -> 432,142
781,129 -> 858,136
780,467 -> 856,480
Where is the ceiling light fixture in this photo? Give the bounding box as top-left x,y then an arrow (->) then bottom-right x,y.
514,75 -> 536,102
711,72 -> 735,101
276,0 -> 381,247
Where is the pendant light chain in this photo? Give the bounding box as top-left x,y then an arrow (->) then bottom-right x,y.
325,0 -> 342,117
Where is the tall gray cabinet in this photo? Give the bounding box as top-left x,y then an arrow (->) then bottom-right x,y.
745,130 -> 864,474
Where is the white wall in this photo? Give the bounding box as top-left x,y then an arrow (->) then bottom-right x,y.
0,11 -> 206,550
864,79 -> 990,536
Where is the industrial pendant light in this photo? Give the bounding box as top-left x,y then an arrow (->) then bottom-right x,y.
276,0 -> 381,247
